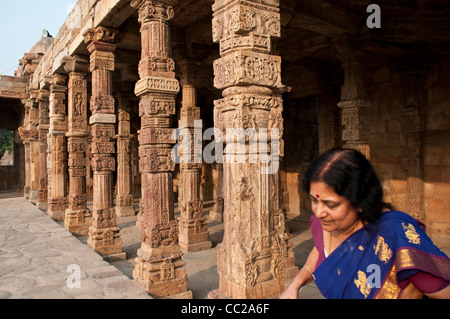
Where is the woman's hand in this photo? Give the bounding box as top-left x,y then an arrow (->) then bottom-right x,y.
279,283 -> 300,299
279,247 -> 318,299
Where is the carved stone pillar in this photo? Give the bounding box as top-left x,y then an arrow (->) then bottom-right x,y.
131,0 -> 192,299
48,74 -> 69,221
210,163 -> 224,222
27,95 -> 40,204
208,0 -> 290,299
318,90 -> 340,155
115,89 -> 135,217
63,56 -> 92,235
83,27 -> 125,261
335,46 -> 371,158
18,127 -> 30,198
36,85 -> 50,211
178,60 -> 212,253
402,74 -> 425,222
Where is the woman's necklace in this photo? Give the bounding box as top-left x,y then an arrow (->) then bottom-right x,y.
327,221 -> 360,256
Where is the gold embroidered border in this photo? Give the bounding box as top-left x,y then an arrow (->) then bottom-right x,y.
375,264 -> 401,299
397,248 -> 450,279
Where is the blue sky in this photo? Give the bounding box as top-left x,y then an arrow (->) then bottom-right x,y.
0,0 -> 77,76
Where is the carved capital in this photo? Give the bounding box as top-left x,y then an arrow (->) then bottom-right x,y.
83,26 -> 118,45
37,89 -> 50,103
212,0 -> 280,44
63,55 -> 89,74
131,0 -> 178,23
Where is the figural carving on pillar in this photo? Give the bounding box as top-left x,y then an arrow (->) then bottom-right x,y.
209,0 -> 294,299
131,0 -> 192,299
63,55 -> 92,236
115,89 -> 136,217
27,93 -> 41,204
19,98 -> 35,200
36,84 -> 50,211
177,60 -> 212,253
84,27 -> 126,260
48,74 -> 69,221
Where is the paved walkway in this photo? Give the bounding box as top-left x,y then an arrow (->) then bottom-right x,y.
0,193 -> 151,299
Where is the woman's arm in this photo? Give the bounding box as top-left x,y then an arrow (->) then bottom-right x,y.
425,284 -> 450,299
279,247 -> 319,299
404,271 -> 450,299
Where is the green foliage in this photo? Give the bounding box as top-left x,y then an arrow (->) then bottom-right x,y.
0,129 -> 14,158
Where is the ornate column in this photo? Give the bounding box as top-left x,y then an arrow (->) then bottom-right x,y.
63,56 -> 92,235
335,43 -> 371,158
178,60 -> 212,253
209,0 -> 290,299
83,27 -> 125,260
48,74 -> 69,221
18,126 -> 30,198
402,74 -> 425,222
27,94 -> 40,204
36,83 -> 50,211
115,88 -> 135,217
130,0 -> 192,299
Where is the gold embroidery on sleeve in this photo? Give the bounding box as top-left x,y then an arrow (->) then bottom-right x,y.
354,270 -> 371,298
374,235 -> 393,264
402,223 -> 420,244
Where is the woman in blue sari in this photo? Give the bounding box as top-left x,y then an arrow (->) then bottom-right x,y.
280,148 -> 450,299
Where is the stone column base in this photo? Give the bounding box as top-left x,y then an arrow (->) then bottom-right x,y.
284,252 -> 299,281
48,209 -> 66,222
36,201 -> 48,212
115,205 -> 136,217
29,190 -> 38,204
179,218 -> 212,252
64,209 -> 92,236
133,243 -> 192,299
87,226 -> 125,259
48,197 -> 68,221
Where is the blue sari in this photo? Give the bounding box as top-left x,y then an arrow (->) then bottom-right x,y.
312,211 -> 450,299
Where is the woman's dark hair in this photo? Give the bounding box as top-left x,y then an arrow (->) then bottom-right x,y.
302,148 -> 392,223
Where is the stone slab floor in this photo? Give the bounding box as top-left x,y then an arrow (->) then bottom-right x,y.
0,192 -> 151,299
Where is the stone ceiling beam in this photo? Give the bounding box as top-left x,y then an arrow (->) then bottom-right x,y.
290,0 -> 362,36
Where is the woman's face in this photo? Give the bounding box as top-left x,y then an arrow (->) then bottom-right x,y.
309,181 -> 360,234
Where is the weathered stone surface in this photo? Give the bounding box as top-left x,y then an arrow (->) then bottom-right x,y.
131,0 -> 192,299
84,27 -> 125,260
